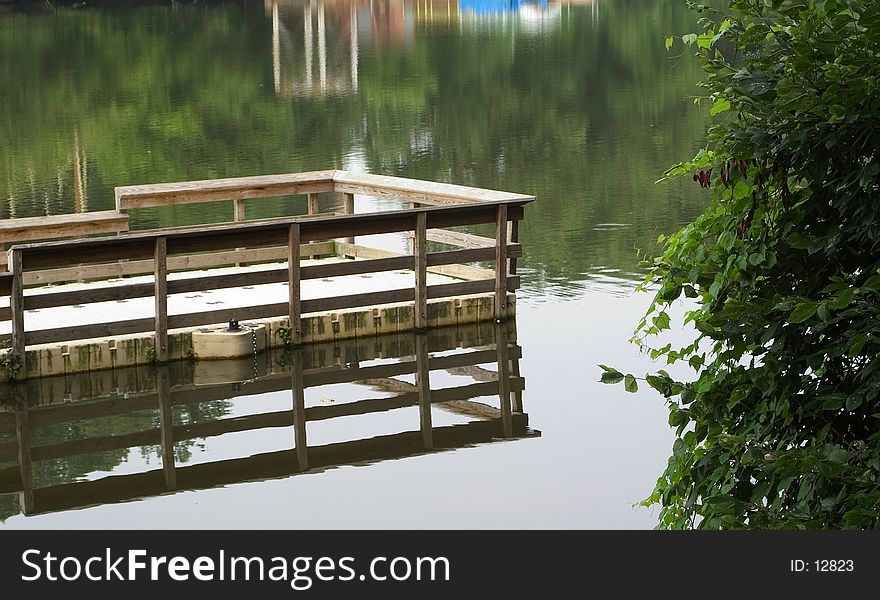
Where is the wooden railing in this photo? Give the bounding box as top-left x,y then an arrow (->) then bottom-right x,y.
0,321 -> 532,517
2,171 -> 534,376
0,210 -> 129,270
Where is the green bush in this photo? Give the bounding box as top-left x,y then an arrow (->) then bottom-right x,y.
605,0 -> 880,528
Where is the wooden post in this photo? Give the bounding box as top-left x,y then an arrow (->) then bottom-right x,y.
342,192 -> 355,254
233,199 -> 246,267
494,204 -> 508,321
416,333 -> 433,450
154,237 -> 168,363
495,321 -> 514,438
414,212 -> 428,331
15,403 -> 34,515
10,248 -> 25,376
288,223 -> 303,346
292,349 -> 309,471
307,193 -> 319,259
508,218 -> 519,275
233,198 -> 246,222
157,365 -> 176,490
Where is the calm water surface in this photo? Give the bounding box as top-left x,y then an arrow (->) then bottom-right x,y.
0,0 -> 709,528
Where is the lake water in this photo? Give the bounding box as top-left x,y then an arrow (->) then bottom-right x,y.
0,0 -> 709,528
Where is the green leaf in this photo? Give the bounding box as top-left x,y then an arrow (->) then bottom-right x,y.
846,396 -> 863,411
834,287 -> 855,309
788,302 -> 817,323
653,311 -> 671,330
848,334 -> 869,357
829,104 -> 846,123
624,374 -> 638,393
710,97 -> 731,116
665,36 -> 674,51
786,233 -> 810,249
682,33 -> 697,46
598,364 -> 624,384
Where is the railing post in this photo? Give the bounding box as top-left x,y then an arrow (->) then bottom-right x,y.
288,223 -> 303,346
416,333 -> 433,450
10,248 -> 25,376
508,218 -> 519,275
233,198 -> 246,267
307,193 -> 320,259
414,212 -> 428,331
495,204 -> 508,321
233,198 -> 246,222
292,349 -> 309,471
157,365 -> 176,490
342,192 -> 355,256
154,237 -> 168,363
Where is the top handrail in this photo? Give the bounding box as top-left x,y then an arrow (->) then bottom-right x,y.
114,169 -> 535,210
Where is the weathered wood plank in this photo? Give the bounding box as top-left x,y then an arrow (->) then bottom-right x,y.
332,171 -> 535,205
0,272 -> 12,296
334,242 -> 518,281
13,202 -> 528,270
288,224 -> 302,346
115,171 -> 337,210
25,318 -> 156,346
18,279 -> 517,347
414,212 -> 428,330
10,249 -> 25,373
21,242 -> 335,286
405,228 -> 495,249
233,199 -> 246,222
508,219 -> 519,275
154,237 -> 168,363
0,211 -> 129,243
495,204 -> 508,321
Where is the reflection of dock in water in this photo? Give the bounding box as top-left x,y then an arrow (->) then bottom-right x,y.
0,320 -> 534,518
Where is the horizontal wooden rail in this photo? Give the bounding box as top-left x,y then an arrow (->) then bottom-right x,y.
114,170 -> 533,212
115,170 -> 337,210
21,276 -> 519,345
0,211 -> 129,268
17,245 -> 520,312
13,203 -> 524,271
20,241 -> 335,287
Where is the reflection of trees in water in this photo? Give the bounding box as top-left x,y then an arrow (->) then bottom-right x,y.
0,0 -> 709,286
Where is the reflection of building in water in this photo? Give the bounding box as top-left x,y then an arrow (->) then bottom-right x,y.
265,0 -> 601,96
267,0 -> 415,97
0,321 -> 535,519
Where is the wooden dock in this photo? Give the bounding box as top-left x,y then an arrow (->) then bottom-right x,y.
0,170 -> 534,381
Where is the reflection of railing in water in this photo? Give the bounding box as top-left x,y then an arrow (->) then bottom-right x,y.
0,320 -> 533,518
